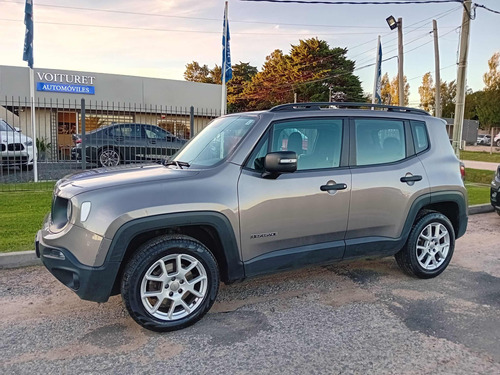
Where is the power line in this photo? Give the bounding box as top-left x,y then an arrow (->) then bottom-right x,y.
0,0 -> 465,29
474,3 -> 500,15
240,0 -> 463,5
0,18 -> 391,35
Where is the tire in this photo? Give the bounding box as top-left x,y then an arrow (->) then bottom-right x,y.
98,147 -> 121,167
395,212 -> 455,279
121,235 -> 219,332
22,164 -> 33,171
496,209 -> 500,217
497,140 -> 500,147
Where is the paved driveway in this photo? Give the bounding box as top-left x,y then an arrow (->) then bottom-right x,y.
462,160 -> 499,171
1,213 -> 499,374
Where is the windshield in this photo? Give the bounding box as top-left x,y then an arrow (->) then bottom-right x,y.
173,116 -> 257,167
0,119 -> 14,132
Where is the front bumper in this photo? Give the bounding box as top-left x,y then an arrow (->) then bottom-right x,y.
36,230 -> 120,303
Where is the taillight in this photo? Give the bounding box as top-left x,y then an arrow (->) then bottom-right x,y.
75,139 -> 82,144
460,162 -> 466,181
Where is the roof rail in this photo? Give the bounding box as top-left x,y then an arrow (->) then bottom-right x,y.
269,102 -> 430,116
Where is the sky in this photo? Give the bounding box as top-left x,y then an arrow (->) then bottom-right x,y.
0,0 -> 499,106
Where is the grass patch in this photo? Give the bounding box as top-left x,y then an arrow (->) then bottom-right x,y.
0,180 -> 55,192
465,168 -> 495,185
466,184 -> 491,205
0,189 -> 53,253
461,150 -> 500,163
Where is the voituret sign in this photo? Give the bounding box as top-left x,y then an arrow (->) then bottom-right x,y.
36,72 -> 96,95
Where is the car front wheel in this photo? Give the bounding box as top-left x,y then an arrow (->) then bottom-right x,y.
98,147 -> 120,167
395,212 -> 455,279
121,235 -> 219,332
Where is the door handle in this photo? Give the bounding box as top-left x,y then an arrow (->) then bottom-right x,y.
400,175 -> 422,183
320,183 -> 347,191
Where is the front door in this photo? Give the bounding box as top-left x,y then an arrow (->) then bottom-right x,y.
238,117 -> 351,277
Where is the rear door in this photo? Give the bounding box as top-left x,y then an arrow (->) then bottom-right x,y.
345,117 -> 430,258
238,117 -> 351,276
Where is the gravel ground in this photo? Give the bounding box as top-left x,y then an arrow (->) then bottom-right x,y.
1,213 -> 499,375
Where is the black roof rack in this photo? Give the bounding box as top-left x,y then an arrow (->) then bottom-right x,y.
269,102 -> 430,116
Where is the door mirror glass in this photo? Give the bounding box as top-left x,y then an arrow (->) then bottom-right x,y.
263,151 -> 297,178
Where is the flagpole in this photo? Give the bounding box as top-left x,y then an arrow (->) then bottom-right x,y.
29,67 -> 38,182
372,35 -> 381,105
221,1 -> 228,115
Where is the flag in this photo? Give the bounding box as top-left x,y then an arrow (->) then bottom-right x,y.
23,0 -> 34,68
373,36 -> 382,105
221,2 -> 232,82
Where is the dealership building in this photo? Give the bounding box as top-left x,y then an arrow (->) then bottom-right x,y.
0,65 -> 221,160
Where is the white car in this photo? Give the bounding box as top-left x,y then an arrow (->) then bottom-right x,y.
0,119 -> 34,170
494,132 -> 500,147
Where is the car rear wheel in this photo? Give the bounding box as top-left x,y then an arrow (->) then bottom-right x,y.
98,147 -> 120,167
121,235 -> 219,332
497,140 -> 500,147
395,212 -> 455,279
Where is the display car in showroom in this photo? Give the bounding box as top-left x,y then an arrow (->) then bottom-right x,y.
72,123 -> 187,167
0,118 -> 34,170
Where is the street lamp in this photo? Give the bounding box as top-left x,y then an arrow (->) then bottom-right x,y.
386,15 -> 404,106
386,16 -> 398,30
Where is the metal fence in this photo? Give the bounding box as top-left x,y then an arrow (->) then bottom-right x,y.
0,97 -> 220,191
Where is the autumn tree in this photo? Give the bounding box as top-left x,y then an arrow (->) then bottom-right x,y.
184,61 -> 213,83
380,73 -> 392,105
418,72 -> 435,113
378,73 -> 409,106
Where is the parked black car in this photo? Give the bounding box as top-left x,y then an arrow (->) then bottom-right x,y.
491,165 -> 500,216
72,123 -> 187,167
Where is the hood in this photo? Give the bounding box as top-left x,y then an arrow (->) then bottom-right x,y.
0,131 -> 33,144
56,163 -> 199,198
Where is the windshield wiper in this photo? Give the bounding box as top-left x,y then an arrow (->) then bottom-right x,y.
160,160 -> 190,169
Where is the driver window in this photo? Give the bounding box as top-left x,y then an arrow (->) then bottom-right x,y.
246,119 -> 343,171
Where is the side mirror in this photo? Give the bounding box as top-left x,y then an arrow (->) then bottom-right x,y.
14,127 -> 21,133
262,151 -> 297,178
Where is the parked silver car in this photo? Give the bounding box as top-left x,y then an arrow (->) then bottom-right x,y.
37,102 -> 468,332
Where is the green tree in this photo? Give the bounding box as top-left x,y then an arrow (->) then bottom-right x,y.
227,62 -> 258,113
241,38 -> 364,110
440,80 -> 456,118
475,52 -> 500,128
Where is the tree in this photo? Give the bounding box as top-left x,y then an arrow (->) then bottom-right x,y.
475,52 -> 500,128
227,62 -> 258,113
389,74 -> 410,106
241,38 -> 364,110
380,73 -> 392,105
418,72 -> 435,113
184,61 -> 213,83
440,80 -> 457,118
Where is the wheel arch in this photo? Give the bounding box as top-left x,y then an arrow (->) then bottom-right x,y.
106,211 -> 244,296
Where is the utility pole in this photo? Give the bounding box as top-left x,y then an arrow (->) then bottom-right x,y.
397,17 -> 404,106
453,0 -> 472,156
433,19 -> 441,117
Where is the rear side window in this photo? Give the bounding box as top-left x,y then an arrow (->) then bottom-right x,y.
411,121 -> 429,153
355,119 -> 406,166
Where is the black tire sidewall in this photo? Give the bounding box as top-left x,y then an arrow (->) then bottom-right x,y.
407,213 -> 455,278
122,236 -> 219,332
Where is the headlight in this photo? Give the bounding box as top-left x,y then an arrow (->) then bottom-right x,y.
25,140 -> 33,146
67,199 -> 73,222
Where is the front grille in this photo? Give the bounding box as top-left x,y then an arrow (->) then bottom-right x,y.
7,143 -> 24,151
0,144 -> 5,151
0,155 -> 29,164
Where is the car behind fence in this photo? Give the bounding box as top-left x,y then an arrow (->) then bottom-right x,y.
0,97 -> 219,191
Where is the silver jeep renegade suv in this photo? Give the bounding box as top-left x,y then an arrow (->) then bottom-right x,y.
36,102 -> 468,332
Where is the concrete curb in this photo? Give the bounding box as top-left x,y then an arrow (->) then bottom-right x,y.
0,250 -> 40,269
468,203 -> 495,215
0,205 -> 496,270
